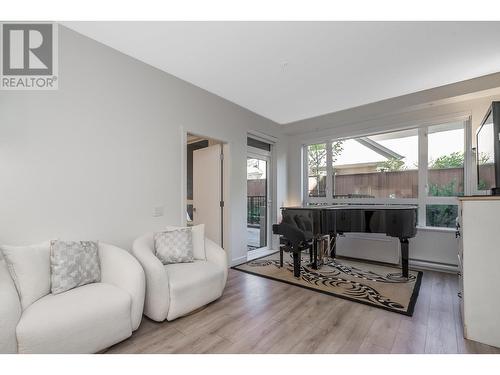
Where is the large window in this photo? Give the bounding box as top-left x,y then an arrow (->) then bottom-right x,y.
331,129 -> 418,199
426,122 -> 465,227
427,123 -> 464,197
307,143 -> 327,197
304,120 -> 469,228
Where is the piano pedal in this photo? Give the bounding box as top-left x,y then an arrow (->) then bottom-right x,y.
389,274 -> 410,282
308,261 -> 318,270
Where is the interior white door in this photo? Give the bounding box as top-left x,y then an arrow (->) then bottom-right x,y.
193,144 -> 222,245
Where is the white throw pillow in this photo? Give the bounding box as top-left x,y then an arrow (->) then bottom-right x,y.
0,241 -> 51,310
191,224 -> 206,260
166,224 -> 206,260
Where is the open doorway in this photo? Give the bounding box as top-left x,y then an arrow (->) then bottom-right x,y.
247,137 -> 272,254
186,133 -> 226,247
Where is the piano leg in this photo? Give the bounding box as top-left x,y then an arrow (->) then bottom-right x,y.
400,238 -> 409,279
293,251 -> 301,278
329,232 -> 337,259
312,238 -> 318,269
279,245 -> 284,267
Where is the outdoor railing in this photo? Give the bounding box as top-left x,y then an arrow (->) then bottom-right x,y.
247,196 -> 266,225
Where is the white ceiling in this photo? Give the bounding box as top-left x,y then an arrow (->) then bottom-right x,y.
64,21 -> 500,124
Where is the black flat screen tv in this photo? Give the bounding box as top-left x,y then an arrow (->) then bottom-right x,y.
477,102 -> 500,195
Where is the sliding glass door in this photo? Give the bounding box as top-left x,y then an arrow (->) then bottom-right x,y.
247,149 -> 271,252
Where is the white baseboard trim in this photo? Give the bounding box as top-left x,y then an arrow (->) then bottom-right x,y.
409,259 -> 459,274
230,256 -> 248,267
231,254 -> 458,273
247,248 -> 276,261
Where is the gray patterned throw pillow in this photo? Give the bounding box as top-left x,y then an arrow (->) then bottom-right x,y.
154,228 -> 194,264
50,240 -> 101,295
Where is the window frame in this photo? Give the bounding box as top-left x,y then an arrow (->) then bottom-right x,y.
302,117 -> 472,229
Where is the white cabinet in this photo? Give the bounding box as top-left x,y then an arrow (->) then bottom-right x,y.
458,196 -> 500,348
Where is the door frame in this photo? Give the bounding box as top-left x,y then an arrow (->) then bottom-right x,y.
247,145 -> 273,254
180,128 -> 230,250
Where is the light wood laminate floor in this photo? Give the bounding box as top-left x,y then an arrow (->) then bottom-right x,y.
105,269 -> 500,354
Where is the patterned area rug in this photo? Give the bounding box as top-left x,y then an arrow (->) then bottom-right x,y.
233,252 -> 422,316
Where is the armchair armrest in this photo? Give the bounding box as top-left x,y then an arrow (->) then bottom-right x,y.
99,243 -> 145,331
0,255 -> 21,353
132,234 -> 170,322
205,238 -> 228,289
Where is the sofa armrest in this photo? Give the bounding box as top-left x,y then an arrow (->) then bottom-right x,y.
205,238 -> 228,289
99,243 -> 145,331
132,234 -> 169,322
0,255 -> 21,353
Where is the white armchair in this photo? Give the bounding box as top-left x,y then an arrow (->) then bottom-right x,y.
132,232 -> 228,322
0,252 -> 21,353
0,242 -> 145,354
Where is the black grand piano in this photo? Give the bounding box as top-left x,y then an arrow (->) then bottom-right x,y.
272,204 -> 418,279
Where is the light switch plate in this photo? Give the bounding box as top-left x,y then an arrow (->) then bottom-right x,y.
152,206 -> 164,217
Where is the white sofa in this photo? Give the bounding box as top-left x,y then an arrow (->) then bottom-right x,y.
0,242 -> 145,354
133,232 -> 228,322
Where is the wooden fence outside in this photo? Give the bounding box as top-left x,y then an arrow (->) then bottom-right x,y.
309,164 -> 495,198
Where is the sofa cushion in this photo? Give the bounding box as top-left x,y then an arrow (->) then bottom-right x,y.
165,260 -> 225,320
154,228 -> 194,264
16,283 -> 132,354
0,242 -> 51,310
50,240 -> 101,294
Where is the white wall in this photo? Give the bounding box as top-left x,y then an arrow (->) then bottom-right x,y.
284,85 -> 500,268
0,26 -> 286,265
3,24 -> 498,269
